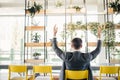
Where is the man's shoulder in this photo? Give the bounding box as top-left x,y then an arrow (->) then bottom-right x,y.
66,51 -> 82,56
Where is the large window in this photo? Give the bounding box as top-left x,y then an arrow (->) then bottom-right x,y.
0,16 -> 24,63
0,0 -> 120,65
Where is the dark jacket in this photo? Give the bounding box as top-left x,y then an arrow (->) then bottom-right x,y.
52,38 -> 101,80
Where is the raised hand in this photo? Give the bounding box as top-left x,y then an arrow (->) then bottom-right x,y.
53,24 -> 58,37
98,26 -> 102,39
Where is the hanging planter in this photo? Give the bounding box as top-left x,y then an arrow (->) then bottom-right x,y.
26,2 -> 43,17
109,0 -> 120,14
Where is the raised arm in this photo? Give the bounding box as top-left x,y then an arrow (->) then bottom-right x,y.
51,25 -> 66,60
90,27 -> 102,60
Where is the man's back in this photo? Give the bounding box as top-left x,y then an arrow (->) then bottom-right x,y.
65,51 -> 90,70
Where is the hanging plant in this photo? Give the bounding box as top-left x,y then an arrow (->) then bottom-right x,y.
27,2 -> 43,17
87,22 -> 101,36
103,21 -> 115,50
109,0 -> 120,14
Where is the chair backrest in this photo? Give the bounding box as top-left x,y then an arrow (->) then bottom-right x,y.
100,66 -> 119,80
8,65 -> 28,80
33,65 -> 52,80
65,70 -> 88,80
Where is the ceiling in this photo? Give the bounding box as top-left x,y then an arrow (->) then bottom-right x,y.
0,0 -> 98,8
0,0 -> 98,14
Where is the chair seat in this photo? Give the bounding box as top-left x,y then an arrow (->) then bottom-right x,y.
35,76 -> 51,80
10,77 -> 25,80
96,76 -> 117,80
53,75 -> 59,80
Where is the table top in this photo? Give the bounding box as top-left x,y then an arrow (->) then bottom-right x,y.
0,61 -> 120,70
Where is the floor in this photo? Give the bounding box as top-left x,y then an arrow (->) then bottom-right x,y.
0,69 -> 59,80
0,70 -> 8,80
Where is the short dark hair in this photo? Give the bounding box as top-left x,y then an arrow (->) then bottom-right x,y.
71,38 -> 82,49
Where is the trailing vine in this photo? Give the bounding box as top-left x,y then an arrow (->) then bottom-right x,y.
104,22 -> 115,53
65,21 -> 116,54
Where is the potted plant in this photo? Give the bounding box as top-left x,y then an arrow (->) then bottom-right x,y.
72,6 -> 81,11
31,33 -> 41,43
33,52 -> 41,59
55,0 -> 63,8
26,2 -> 43,17
109,0 -> 120,14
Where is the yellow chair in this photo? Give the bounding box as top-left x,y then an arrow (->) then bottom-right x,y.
98,66 -> 120,80
65,70 -> 88,80
119,67 -> 120,80
33,65 -> 52,80
8,65 -> 28,80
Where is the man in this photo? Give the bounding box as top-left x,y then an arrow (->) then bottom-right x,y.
51,25 -> 102,80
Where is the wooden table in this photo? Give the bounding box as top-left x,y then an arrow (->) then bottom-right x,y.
0,63 -> 120,70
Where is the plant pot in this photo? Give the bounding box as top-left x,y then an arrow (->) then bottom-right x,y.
25,10 -> 29,14
76,8 -> 80,12
32,40 -> 39,43
108,8 -> 118,14
108,8 -> 114,14
34,56 -> 39,60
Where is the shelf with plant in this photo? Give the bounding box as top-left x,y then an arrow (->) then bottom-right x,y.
35,9 -> 77,14
25,42 -> 65,47
25,26 -> 44,30
25,43 -> 44,47
66,22 -> 120,32
25,1 -> 120,16
26,8 -> 109,15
